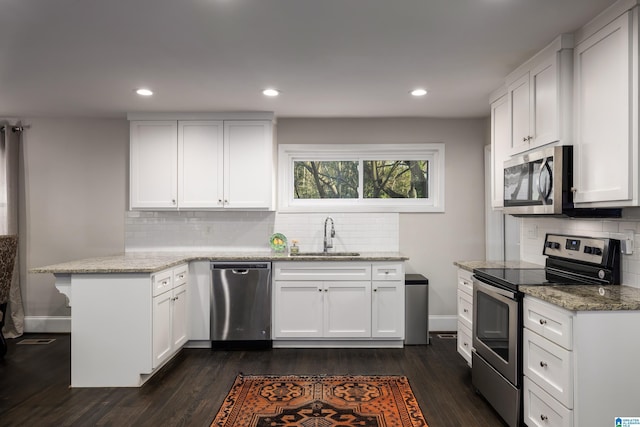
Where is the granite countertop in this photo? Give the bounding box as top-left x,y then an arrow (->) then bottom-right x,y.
30,251 -> 409,274
521,285 -> 640,311
453,260 -> 543,272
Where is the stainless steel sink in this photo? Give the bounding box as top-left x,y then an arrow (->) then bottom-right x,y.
290,252 -> 361,257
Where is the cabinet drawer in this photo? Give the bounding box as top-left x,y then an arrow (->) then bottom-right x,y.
274,262 -> 371,281
523,376 -> 573,427
372,263 -> 403,281
523,329 -> 573,408
524,297 -> 573,350
457,289 -> 473,330
457,269 -> 473,295
457,321 -> 472,366
173,264 -> 188,287
152,269 -> 173,297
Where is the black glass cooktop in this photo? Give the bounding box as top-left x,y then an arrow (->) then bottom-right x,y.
473,267 -> 599,291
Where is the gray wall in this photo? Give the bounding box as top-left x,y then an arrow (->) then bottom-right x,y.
21,117 -> 486,327
21,118 -> 128,318
277,118 -> 487,320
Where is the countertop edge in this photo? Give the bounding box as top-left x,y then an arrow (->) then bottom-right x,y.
30,253 -> 410,274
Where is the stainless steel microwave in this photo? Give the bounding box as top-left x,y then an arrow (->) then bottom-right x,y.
503,145 -> 620,217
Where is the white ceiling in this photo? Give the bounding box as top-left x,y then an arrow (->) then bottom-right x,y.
0,0 -> 618,119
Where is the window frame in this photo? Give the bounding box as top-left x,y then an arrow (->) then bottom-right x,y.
278,143 -> 445,212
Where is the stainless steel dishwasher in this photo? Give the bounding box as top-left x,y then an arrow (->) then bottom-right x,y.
210,262 -> 272,349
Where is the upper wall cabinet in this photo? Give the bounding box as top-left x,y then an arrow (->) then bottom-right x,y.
490,90 -> 508,209
572,4 -> 638,207
129,114 -> 275,211
505,34 -> 574,155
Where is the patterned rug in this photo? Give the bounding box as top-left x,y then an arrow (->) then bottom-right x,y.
211,374 -> 428,427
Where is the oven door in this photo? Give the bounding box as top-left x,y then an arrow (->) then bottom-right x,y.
473,278 -> 520,386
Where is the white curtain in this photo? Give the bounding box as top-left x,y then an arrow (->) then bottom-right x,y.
1,121 -> 25,338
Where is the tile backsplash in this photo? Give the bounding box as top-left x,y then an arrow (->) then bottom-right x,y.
520,217 -> 640,288
125,211 -> 399,253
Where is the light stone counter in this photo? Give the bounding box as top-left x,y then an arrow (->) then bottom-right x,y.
521,284 -> 640,311
453,260 -> 543,273
31,252 -> 409,274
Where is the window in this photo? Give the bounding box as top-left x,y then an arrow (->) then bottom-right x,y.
279,144 -> 445,212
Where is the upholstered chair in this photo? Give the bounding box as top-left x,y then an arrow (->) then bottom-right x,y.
0,235 -> 18,358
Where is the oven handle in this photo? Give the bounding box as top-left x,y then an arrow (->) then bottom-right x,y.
473,278 -> 518,301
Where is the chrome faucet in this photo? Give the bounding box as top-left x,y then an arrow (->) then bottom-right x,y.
323,217 -> 335,253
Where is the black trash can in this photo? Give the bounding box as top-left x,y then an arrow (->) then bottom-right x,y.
404,273 -> 429,345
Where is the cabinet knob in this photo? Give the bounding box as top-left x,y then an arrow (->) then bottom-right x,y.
463,308 -> 468,313
224,199 -> 228,204
318,289 -> 322,292
540,361 -> 547,368
540,414 -> 548,421
539,319 -> 547,325
523,137 -> 528,142
463,342 -> 468,347
172,199 -> 176,205
374,288 -> 378,292
324,289 -> 328,292
218,199 -> 222,204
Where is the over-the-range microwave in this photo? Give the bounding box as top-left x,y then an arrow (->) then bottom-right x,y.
503,145 -> 621,218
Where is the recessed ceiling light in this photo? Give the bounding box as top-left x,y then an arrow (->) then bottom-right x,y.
136,88 -> 153,96
262,88 -> 280,97
410,88 -> 428,97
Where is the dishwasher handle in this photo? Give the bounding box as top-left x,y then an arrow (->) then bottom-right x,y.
211,262 -> 271,270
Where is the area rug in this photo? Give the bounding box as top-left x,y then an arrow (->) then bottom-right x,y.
211,374 -> 428,427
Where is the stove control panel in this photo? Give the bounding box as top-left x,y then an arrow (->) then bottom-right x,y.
543,233 -> 611,265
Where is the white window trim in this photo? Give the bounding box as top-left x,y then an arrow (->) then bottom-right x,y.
278,143 -> 445,212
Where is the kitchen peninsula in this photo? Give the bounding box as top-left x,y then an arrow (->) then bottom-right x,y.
32,251 -> 408,387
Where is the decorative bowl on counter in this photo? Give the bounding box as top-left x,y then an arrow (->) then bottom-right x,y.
270,233 -> 287,252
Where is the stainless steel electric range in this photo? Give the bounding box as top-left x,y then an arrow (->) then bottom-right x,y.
471,233 -> 621,427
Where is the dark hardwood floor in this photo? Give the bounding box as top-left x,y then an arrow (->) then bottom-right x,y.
0,333 -> 506,426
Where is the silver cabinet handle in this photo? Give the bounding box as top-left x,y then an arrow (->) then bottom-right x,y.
540,361 -> 547,368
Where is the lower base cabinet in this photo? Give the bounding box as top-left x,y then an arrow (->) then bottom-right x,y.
64,263 -> 189,387
523,296 -> 640,427
456,268 -> 473,366
272,262 -> 404,347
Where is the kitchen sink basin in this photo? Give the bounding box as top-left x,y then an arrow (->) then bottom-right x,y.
290,252 -> 361,257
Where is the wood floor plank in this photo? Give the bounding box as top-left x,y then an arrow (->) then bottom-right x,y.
0,334 -> 506,426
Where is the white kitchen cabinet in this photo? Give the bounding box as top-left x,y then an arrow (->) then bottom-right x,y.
505,34 -> 573,155
371,280 -> 404,338
324,281 -> 371,337
129,115 -> 274,210
490,91 -> 508,208
456,268 -> 473,366
67,263 -> 188,387
223,121 -> 274,209
152,265 -> 189,369
178,120 -> 224,209
273,281 -> 324,338
272,261 -> 404,347
523,295 -> 640,427
130,121 -> 178,209
573,8 -> 636,206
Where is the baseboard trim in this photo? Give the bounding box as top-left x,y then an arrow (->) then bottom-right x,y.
22,315 -> 457,336
24,316 -> 71,333
429,315 -> 457,332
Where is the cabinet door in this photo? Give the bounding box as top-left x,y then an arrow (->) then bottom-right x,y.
273,281 -> 323,338
530,55 -> 558,149
508,73 -> 531,154
152,290 -> 172,369
491,94 -> 509,208
573,12 -> 631,204
371,280 -> 404,338
178,121 -> 224,209
324,281 -> 371,338
130,121 -> 178,209
224,121 -> 274,209
172,283 -> 188,349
